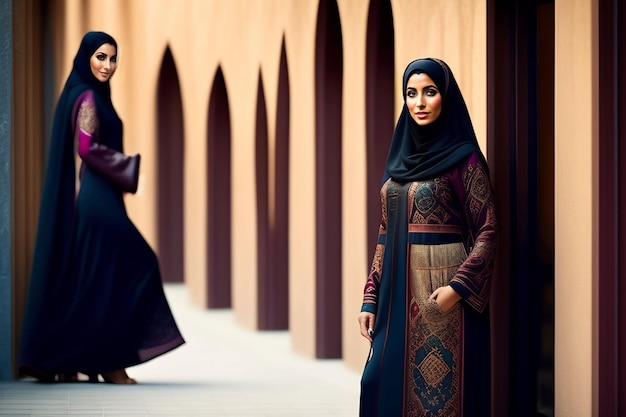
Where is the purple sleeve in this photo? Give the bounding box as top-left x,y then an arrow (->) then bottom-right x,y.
449,153 -> 498,313
74,91 -> 141,194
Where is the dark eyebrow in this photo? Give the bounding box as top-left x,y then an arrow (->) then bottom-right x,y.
406,85 -> 438,91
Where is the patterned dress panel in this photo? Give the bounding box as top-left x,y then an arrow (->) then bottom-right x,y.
403,154 -> 495,416
409,178 -> 460,226
405,176 -> 466,416
406,243 -> 465,416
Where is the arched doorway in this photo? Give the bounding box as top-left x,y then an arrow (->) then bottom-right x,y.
365,0 -> 395,268
156,46 -> 185,283
206,66 -> 232,308
314,0 -> 343,358
257,37 -> 291,330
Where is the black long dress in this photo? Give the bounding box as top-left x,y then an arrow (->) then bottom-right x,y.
19,31 -> 184,379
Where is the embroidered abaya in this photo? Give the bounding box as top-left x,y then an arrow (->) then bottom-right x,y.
359,58 -> 497,416
19,32 -> 184,380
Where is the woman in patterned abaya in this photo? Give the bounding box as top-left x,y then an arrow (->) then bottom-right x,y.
358,58 -> 497,416
19,31 -> 185,384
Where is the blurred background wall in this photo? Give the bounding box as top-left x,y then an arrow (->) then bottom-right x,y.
8,0 -> 625,415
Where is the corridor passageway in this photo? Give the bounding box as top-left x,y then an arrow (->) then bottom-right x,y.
0,284 -> 360,416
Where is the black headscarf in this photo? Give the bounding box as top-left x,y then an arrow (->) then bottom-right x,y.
385,58 -> 486,182
20,32 -> 119,369
68,32 -> 117,103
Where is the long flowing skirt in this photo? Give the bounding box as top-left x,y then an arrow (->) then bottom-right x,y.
20,170 -> 184,376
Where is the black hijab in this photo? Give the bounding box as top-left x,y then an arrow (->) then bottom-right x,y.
67,31 -> 116,103
20,32 -> 118,369
385,58 -> 486,182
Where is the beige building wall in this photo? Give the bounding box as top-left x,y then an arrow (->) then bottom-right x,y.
554,0 -> 594,415
338,0 -> 371,372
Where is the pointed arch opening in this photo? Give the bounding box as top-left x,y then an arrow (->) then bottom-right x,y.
206,66 -> 232,308
257,37 -> 291,330
156,46 -> 185,283
314,0 -> 343,358
365,0 -> 394,268
256,70 -> 271,328
271,37 -> 291,330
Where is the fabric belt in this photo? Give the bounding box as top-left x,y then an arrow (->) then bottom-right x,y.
377,224 -> 463,245
408,224 -> 462,234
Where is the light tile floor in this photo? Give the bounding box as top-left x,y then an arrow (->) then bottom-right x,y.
0,284 -> 361,416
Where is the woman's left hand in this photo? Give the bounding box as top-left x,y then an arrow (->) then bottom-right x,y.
430,285 -> 462,313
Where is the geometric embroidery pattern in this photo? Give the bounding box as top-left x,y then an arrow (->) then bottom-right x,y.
413,335 -> 455,415
417,349 -> 450,387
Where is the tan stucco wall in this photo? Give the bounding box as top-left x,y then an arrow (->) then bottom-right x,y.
393,0 -> 487,151
51,0 -> 487,371
338,0 -> 371,372
554,0 -> 594,415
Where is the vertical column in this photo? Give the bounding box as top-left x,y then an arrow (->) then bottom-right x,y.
0,0 -> 12,381
595,0 -> 626,414
554,0 -> 594,414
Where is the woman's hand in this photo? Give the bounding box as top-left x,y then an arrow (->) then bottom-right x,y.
430,285 -> 462,313
358,312 -> 376,342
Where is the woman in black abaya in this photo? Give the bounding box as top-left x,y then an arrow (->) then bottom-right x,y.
19,31 -> 185,384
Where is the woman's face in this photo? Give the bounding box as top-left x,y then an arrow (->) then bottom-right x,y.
405,72 -> 442,126
89,43 -> 117,82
